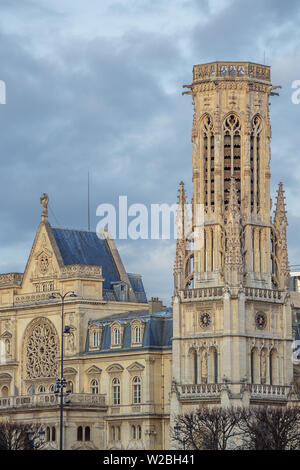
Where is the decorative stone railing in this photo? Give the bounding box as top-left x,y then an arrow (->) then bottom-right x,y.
0,273 -> 23,286
180,286 -> 284,303
179,383 -> 222,399
245,288 -> 283,302
14,292 -> 61,304
0,393 -> 106,409
249,384 -> 290,399
181,287 -> 223,301
60,265 -> 102,279
193,62 -> 271,83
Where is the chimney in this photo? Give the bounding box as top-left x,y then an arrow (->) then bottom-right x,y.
149,297 -> 165,313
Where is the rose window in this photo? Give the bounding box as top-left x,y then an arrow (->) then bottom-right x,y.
26,318 -> 58,379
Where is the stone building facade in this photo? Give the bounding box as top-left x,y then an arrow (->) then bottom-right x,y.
0,61 -> 299,450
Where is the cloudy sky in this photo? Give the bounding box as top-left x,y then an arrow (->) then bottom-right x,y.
0,0 -> 300,305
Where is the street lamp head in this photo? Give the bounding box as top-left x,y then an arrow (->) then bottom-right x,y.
49,293 -> 56,299
69,292 -> 77,298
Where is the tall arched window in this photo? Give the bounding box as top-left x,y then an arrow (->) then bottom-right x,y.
251,347 -> 260,384
51,427 -> 56,442
113,328 -> 121,346
270,348 -> 278,385
66,381 -> 73,393
250,115 -> 262,214
93,331 -> 99,347
46,427 -> 51,442
137,425 -> 142,440
133,376 -> 141,404
85,426 -> 90,441
134,326 -> 141,344
190,349 -> 198,384
223,114 -> 241,206
202,115 -> 215,209
38,385 -> 46,393
209,347 -> 218,384
112,378 -> 120,405
77,426 -> 83,441
131,425 -> 136,440
91,379 -> 99,395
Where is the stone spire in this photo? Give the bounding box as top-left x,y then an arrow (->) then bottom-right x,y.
224,177 -> 243,287
40,193 -> 49,223
272,182 -> 289,290
174,182 -> 190,292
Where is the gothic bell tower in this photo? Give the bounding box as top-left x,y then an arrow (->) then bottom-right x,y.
171,62 -> 294,416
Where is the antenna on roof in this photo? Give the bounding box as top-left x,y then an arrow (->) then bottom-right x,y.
88,171 -> 91,231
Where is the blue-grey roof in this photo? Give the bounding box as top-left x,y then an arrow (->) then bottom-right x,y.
85,310 -> 173,353
52,228 -> 147,300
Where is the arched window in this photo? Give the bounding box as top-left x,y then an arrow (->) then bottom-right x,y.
251,347 -> 260,384
134,326 -> 141,344
85,426 -> 90,441
112,378 -> 120,405
137,425 -> 142,440
66,381 -> 73,393
270,348 -> 278,385
223,114 -> 241,206
133,376 -> 141,404
113,328 -> 121,346
49,384 -> 55,392
91,379 -> 99,395
42,284 -> 47,292
77,426 -> 83,441
190,349 -> 198,384
1,386 -> 8,397
93,331 -> 99,347
36,285 -> 40,293
38,385 -> 46,393
131,425 -> 136,440
209,347 -> 218,384
51,427 -> 56,441
46,427 -> 51,442
49,282 -> 54,291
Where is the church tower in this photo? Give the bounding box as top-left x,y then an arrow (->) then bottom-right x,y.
171,62 -> 294,416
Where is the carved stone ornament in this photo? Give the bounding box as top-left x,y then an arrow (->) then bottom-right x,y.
25,318 -> 58,379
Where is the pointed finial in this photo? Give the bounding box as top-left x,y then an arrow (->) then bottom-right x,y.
274,182 -> 287,228
40,193 -> 49,222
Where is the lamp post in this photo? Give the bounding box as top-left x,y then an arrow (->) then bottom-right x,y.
49,290 -> 77,450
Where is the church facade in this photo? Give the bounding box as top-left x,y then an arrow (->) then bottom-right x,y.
0,61 -> 299,450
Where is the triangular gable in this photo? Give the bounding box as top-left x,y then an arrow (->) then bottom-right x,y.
86,365 -> 102,375
126,362 -> 145,372
20,221 -> 63,293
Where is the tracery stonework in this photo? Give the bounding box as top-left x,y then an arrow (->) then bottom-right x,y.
25,318 -> 58,379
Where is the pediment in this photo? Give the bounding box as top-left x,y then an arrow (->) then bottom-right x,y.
106,363 -> 124,373
0,331 -> 12,339
86,365 -> 102,375
64,367 -> 77,375
126,362 -> 145,372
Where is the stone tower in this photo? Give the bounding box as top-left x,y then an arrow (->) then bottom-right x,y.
171,62 -> 294,416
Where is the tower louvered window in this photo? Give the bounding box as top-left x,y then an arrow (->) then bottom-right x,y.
250,115 -> 262,213
202,115 -> 215,208
223,114 -> 241,206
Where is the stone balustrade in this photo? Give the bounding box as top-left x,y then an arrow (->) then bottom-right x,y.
249,384 -> 290,399
180,286 -> 284,303
0,393 -> 106,409
179,383 -> 221,399
0,273 -> 23,286
193,61 -> 271,83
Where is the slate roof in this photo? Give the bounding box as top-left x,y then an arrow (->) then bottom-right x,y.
52,228 -> 147,301
85,309 -> 173,353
